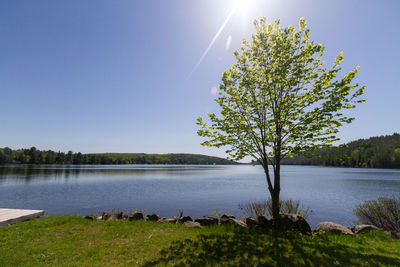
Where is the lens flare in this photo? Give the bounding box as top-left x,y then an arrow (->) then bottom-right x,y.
187,6 -> 238,79
187,0 -> 255,79
225,35 -> 232,50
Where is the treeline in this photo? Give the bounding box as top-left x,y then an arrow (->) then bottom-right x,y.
282,133 -> 400,169
0,147 -> 236,165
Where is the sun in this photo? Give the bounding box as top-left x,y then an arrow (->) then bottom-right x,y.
233,0 -> 255,14
232,0 -> 257,25
235,0 -> 249,9
188,0 -> 258,78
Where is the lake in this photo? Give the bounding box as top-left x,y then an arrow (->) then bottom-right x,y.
1,164 -> 399,227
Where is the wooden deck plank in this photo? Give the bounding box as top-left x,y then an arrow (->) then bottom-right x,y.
0,209 -> 45,226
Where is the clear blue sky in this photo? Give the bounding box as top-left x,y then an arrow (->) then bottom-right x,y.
1,0 -> 399,158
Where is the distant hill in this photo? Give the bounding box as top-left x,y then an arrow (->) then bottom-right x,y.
282,133 -> 400,169
0,147 -> 237,165
85,153 -> 237,165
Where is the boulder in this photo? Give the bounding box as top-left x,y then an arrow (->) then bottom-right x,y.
115,211 -> 124,220
220,217 -> 247,227
128,212 -> 144,221
101,212 -> 113,220
158,217 -> 167,222
84,215 -> 95,221
182,221 -> 202,228
109,215 -> 118,221
178,216 -> 193,224
257,215 -> 273,228
221,214 -> 235,220
229,218 -> 247,227
279,214 -> 312,234
147,214 -> 161,221
159,217 -> 178,223
220,214 -> 236,224
314,222 -> 354,235
246,217 -> 260,227
195,216 -> 219,226
353,224 -> 379,234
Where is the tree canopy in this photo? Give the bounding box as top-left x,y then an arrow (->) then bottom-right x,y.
197,17 -> 364,162
0,148 -> 236,165
197,17 -> 365,220
282,133 -> 400,169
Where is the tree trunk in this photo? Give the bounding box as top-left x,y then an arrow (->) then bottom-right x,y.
262,158 -> 281,224
271,189 -> 280,222
272,160 -> 281,226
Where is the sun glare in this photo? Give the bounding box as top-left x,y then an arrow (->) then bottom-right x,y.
234,0 -> 249,10
234,0 -> 254,16
233,0 -> 257,30
188,0 -> 259,79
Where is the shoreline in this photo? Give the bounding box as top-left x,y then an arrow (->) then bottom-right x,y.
1,163 -> 400,170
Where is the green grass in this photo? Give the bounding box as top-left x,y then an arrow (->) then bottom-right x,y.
0,216 -> 399,266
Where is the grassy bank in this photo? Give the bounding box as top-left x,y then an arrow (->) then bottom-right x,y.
1,216 -> 399,266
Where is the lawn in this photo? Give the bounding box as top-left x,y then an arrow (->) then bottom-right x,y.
0,216 -> 399,266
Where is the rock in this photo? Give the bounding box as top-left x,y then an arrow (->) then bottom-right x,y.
109,215 -> 118,221
257,215 -> 273,228
195,216 -> 219,226
147,214 -> 161,221
128,212 -> 144,221
84,215 -> 94,221
246,217 -> 260,227
178,216 -> 193,224
279,214 -> 312,234
353,224 -> 379,234
168,218 -> 178,223
220,217 -> 247,227
115,211 -> 124,220
182,221 -> 202,228
101,212 -> 112,220
221,214 -> 235,220
220,214 -> 236,225
229,218 -> 247,227
314,222 -> 354,235
159,217 -> 178,223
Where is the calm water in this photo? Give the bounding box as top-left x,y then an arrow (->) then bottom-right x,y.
1,164 -> 399,227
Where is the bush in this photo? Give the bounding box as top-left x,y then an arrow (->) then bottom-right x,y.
238,198 -> 311,219
354,196 -> 400,232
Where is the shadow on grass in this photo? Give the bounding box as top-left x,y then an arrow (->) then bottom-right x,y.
143,227 -> 400,266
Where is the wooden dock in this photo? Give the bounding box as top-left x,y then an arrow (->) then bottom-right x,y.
0,209 -> 45,226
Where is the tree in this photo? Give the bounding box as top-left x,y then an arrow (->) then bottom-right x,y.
29,147 -> 39,164
67,151 -> 74,164
0,148 -> 5,164
196,18 -> 365,223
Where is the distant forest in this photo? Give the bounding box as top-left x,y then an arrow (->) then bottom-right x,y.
282,133 -> 400,169
0,148 -> 236,165
1,133 -> 399,167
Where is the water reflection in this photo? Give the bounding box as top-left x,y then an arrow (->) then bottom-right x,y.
0,165 -> 81,184
0,165 -> 226,184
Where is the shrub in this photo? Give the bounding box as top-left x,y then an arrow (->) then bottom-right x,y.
238,198 -> 311,219
354,196 -> 400,232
